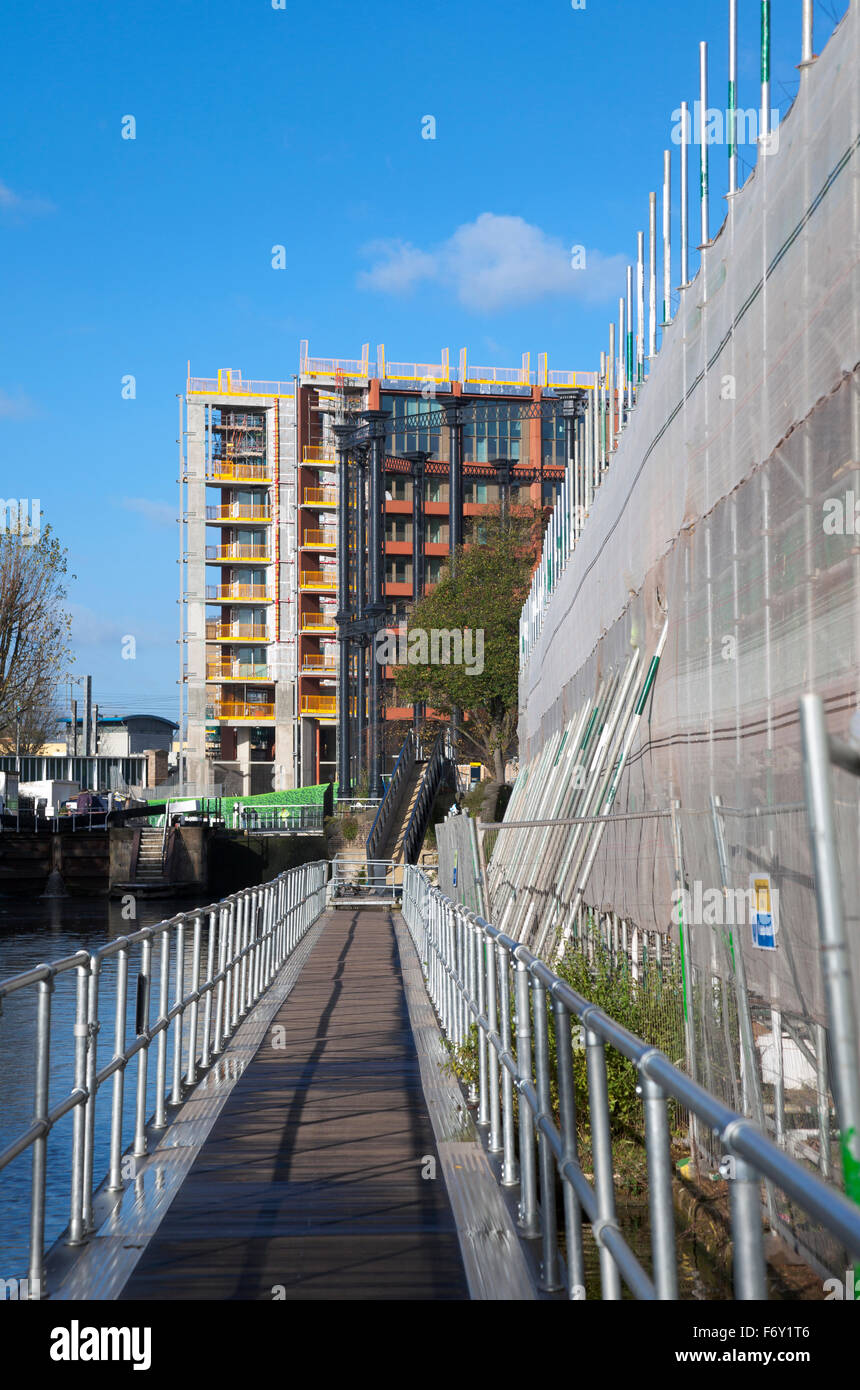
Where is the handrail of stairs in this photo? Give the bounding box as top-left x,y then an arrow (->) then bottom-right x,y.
365,731 -> 417,862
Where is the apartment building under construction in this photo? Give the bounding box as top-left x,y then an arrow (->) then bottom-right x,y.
180,345 -> 594,794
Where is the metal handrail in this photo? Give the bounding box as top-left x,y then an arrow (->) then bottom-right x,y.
0,861 -> 328,1298
365,731 -> 416,862
401,865 -> 860,1300
401,729 -> 454,864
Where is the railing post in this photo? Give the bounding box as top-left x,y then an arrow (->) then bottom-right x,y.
553,992 -> 585,1291
516,960 -> 540,1237
641,1071 -> 678,1299
497,941 -> 519,1186
729,1152 -> 767,1299
485,931 -> 502,1154
154,930 -> 170,1129
201,908 -> 217,1069
171,918 -> 185,1106
476,920 -> 489,1128
186,912 -> 203,1086
68,960 -> 89,1245
28,975 -> 53,1294
585,1024 -> 622,1299
108,942 -> 129,1190
133,934 -> 152,1158
533,975 -> 562,1291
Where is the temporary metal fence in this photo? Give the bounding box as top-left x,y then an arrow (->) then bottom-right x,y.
0,860 -> 328,1297
226,803 -> 324,832
330,856 -> 400,903
402,864 -> 860,1300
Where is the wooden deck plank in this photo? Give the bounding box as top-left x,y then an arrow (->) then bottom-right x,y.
119,910 -> 469,1301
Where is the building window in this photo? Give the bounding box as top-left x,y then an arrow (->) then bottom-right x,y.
389,476 -> 412,502
541,415 -> 567,467
463,406 -> 520,463
426,557 -> 444,585
426,480 -> 449,504
386,558 -> 411,585
388,395 -> 441,456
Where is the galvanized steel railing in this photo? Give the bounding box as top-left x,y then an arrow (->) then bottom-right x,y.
0,861 -> 328,1297
402,865 -> 860,1300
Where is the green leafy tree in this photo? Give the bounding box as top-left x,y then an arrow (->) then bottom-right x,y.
0,521 -> 73,754
393,507 -> 542,781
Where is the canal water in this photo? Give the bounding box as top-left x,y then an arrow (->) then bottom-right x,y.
0,893 -> 197,1282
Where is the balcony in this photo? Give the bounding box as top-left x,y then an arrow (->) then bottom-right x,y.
303,444 -> 337,467
206,584 -> 273,603
302,528 -> 337,549
206,504 -> 271,523
206,622 -> 270,642
206,661 -> 271,681
301,614 -> 337,634
303,487 -> 338,507
206,463 -> 271,484
301,654 -> 338,674
300,570 -> 337,593
206,544 -> 272,563
301,695 -> 337,718
207,702 -> 276,722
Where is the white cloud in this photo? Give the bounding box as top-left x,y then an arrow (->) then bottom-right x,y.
0,180 -> 55,217
0,388 -> 37,419
358,213 -> 626,312
120,497 -> 175,528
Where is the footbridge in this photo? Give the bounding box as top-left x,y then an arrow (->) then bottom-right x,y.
2,860 -> 859,1302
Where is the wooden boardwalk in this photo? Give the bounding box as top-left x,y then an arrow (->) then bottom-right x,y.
119,910 -> 470,1300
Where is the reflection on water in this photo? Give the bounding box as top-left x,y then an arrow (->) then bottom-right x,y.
0,892 -> 202,1281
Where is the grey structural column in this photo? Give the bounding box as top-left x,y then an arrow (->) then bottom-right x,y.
404,450 -> 429,740
443,399 -> 465,560
333,423 -> 353,798
355,445 -> 367,785
494,456 -> 512,522
362,410 -> 389,799
443,400 -> 464,766
404,451 -> 428,601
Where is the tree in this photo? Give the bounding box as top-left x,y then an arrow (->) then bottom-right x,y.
0,522 -> 73,755
392,506 -> 543,782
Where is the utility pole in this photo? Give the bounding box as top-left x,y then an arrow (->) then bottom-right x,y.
84,675 -> 92,758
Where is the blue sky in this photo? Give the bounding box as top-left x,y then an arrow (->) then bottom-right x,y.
0,0 -> 846,721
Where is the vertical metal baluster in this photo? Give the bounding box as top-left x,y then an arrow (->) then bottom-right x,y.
466,920 -> 478,1104
553,993 -> 585,1292
108,943 -> 129,1190
171,918 -> 185,1106
477,921 -> 489,1127
68,961 -> 89,1245
201,909 -> 216,1069
516,960 -> 539,1237
586,1025 -> 622,1298
486,933 -> 502,1154
213,906 -> 227,1057
642,1072 -> 678,1299
730,1153 -> 767,1299
82,956 -> 101,1230
133,935 -> 152,1158
154,931 -> 170,1128
498,943 -> 519,1186
186,912 -> 203,1085
29,974 -> 53,1295
533,975 -> 562,1291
